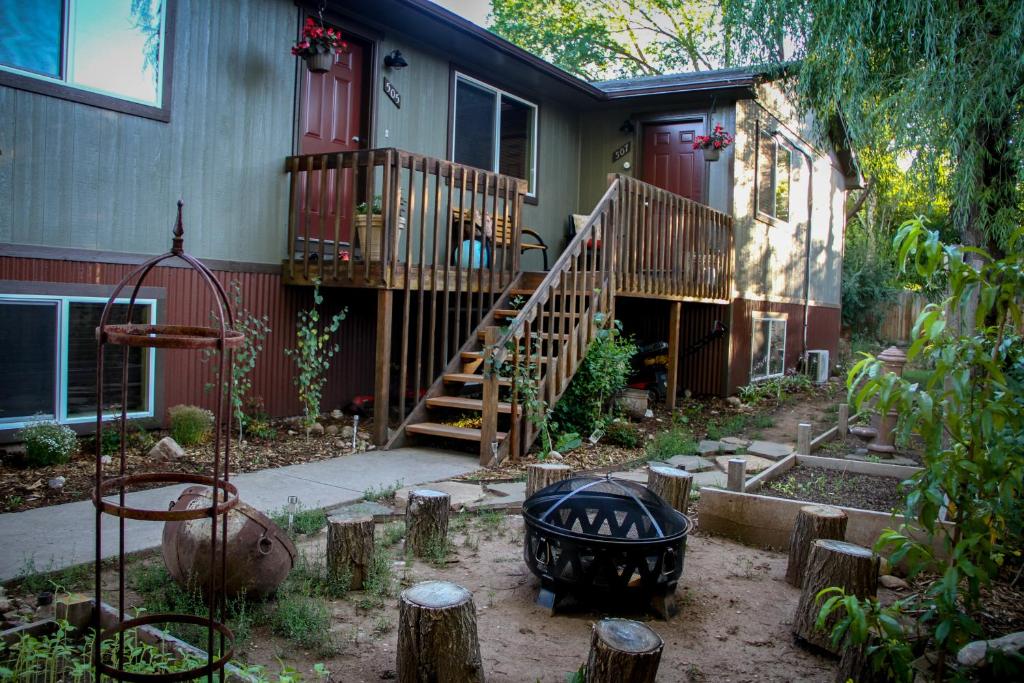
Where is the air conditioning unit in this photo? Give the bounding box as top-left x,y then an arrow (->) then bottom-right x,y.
805,350 -> 830,384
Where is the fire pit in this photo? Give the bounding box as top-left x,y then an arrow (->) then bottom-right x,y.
522,475 -> 693,618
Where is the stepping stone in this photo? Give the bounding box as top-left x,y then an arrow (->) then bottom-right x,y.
715,454 -> 775,474
664,454 -> 716,472
470,481 -> 527,511
747,440 -> 794,461
328,500 -> 395,521
698,439 -> 738,454
608,469 -> 649,484
721,436 -> 751,448
395,481 -> 484,511
693,470 -> 728,489
845,453 -> 919,467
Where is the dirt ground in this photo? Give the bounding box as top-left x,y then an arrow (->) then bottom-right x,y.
237,517 -> 837,683
763,464 -> 907,513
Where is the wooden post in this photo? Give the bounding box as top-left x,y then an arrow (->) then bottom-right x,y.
326,514 -> 375,590
727,458 -> 746,491
647,465 -> 693,514
479,326 -> 500,465
837,403 -> 850,439
585,618 -> 663,683
797,422 -> 812,455
405,489 -> 450,557
525,463 -> 572,498
786,505 -> 848,587
666,301 -> 681,409
373,289 -> 393,447
397,581 -> 484,683
793,539 -> 879,653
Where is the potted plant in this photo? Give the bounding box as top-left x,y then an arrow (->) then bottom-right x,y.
692,124 -> 734,161
355,196 -> 406,261
291,17 -> 347,73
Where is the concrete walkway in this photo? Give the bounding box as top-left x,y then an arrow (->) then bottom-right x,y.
0,448 -> 478,582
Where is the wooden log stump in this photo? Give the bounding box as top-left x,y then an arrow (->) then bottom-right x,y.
326,513 -> 375,590
406,489 -> 451,558
786,505 -> 848,587
525,463 -> 572,498
647,465 -> 693,514
585,618 -> 663,683
397,580 -> 483,683
793,539 -> 879,653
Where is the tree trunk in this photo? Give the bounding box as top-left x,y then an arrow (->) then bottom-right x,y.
646,466 -> 693,514
525,463 -> 572,498
405,489 -> 450,557
585,618 -> 663,683
793,539 -> 879,653
397,580 -> 484,683
786,505 -> 848,587
326,513 -> 375,590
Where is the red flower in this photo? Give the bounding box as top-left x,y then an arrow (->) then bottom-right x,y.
713,140 -> 721,149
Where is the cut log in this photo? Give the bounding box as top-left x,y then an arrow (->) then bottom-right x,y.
397,580 -> 483,683
585,618 -> 663,683
646,466 -> 693,514
785,505 -> 848,587
793,539 -> 879,653
326,514 -> 375,590
525,463 -> 572,498
405,489 -> 451,558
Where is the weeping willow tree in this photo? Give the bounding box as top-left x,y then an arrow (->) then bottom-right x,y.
722,0 -> 1024,250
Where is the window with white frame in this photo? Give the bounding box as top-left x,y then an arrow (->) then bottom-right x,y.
451,72 -> 538,195
0,295 -> 157,428
0,0 -> 168,107
750,313 -> 786,380
756,130 -> 793,222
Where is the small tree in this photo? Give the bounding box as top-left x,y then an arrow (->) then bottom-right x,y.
285,281 -> 346,432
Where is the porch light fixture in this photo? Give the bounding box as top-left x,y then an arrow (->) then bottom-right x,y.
384,49 -> 408,69
619,119 -> 635,134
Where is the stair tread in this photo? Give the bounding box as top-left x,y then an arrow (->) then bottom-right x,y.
462,350 -> 549,363
407,423 -> 508,442
443,372 -> 513,386
426,396 -> 519,414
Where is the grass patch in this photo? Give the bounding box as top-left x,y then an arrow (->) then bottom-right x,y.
645,427 -> 697,461
381,522 -> 405,546
270,592 -> 335,655
356,547 -> 395,610
269,504 -> 327,538
15,557 -> 93,595
284,548 -> 351,599
423,534 -> 451,568
363,479 -> 403,502
753,414 -> 775,429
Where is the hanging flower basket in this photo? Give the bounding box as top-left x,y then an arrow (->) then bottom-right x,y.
291,17 -> 347,73
693,124 -> 734,162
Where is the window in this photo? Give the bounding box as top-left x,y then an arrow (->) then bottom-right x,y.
757,131 -> 793,222
751,314 -> 786,380
0,0 -> 169,111
451,73 -> 538,195
0,294 -> 157,429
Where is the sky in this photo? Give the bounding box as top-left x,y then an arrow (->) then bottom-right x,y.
431,0 -> 491,28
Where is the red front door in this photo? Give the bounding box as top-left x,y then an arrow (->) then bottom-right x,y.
297,36 -> 364,253
642,121 -> 705,202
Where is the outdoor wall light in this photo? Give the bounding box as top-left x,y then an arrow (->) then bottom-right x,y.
619,119 -> 635,134
384,49 -> 409,69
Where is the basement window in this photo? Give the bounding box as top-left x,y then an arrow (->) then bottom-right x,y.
750,313 -> 786,381
451,72 -> 538,196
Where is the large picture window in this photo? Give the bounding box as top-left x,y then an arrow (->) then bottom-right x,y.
0,294 -> 157,428
751,313 -> 786,381
756,131 -> 793,222
0,0 -> 168,110
451,72 -> 538,195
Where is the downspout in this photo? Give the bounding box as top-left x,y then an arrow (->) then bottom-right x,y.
801,151 -> 813,361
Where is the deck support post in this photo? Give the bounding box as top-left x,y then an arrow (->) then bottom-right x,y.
666,300 -> 682,409
373,289 -> 394,447
479,326 -> 501,465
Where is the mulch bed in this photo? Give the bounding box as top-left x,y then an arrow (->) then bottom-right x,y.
762,464 -> 907,513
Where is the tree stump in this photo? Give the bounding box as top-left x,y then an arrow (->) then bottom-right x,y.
585,618 -> 663,683
525,463 -> 572,498
647,466 -> 693,514
397,581 -> 483,683
406,489 -> 451,557
793,539 -> 879,653
786,505 -> 848,587
326,513 -> 375,590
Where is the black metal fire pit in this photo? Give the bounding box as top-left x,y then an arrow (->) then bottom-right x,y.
522,475 -> 693,619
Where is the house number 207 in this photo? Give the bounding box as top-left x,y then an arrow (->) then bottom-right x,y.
383,78 -> 402,109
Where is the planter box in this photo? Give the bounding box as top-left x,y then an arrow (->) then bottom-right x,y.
355,214 -> 406,262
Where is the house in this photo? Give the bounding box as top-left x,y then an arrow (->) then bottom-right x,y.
0,0 -> 859,462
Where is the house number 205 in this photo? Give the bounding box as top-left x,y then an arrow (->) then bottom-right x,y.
383,78 -> 402,109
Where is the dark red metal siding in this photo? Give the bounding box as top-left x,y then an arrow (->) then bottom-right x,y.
0,256 -> 377,422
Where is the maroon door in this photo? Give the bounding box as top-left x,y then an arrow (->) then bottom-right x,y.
298,37 -> 364,254
642,121 -> 705,201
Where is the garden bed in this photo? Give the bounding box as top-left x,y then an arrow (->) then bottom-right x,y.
760,464 -> 905,513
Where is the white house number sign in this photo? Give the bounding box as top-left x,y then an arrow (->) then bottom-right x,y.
383,78 -> 402,109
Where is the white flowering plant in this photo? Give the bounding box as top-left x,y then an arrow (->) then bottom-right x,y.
20,419 -> 78,466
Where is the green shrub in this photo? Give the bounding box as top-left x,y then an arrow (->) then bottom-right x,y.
270,503 -> 327,538
552,320 -> 636,434
168,405 -> 213,447
645,427 -> 697,461
270,592 -> 334,653
20,420 -> 78,466
603,420 -> 642,448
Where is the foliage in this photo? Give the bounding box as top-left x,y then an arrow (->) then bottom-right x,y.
167,404 -> 213,447
270,592 -> 335,654
603,420 -> 642,448
363,479 -> 403,502
838,219 -> 1024,671
815,588 -> 915,682
285,281 -> 346,429
270,503 -> 327,537
290,17 -> 346,59
490,0 -> 736,80
98,427 -> 121,456
356,546 -> 396,610
554,432 -> 583,453
645,426 -> 697,461
20,420 -> 78,466
693,123 -> 734,151
552,319 -> 636,435
736,373 -> 812,406
493,336 -> 556,454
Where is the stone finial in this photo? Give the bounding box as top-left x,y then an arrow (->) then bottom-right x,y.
171,199 -> 185,253
877,346 -> 907,376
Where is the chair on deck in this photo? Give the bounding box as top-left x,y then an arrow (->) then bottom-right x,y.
450,207 -> 548,269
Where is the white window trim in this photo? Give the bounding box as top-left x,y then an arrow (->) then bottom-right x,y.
0,293 -> 158,429
0,0 -> 168,107
750,312 -> 787,382
755,130 -> 795,225
450,71 -> 538,197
